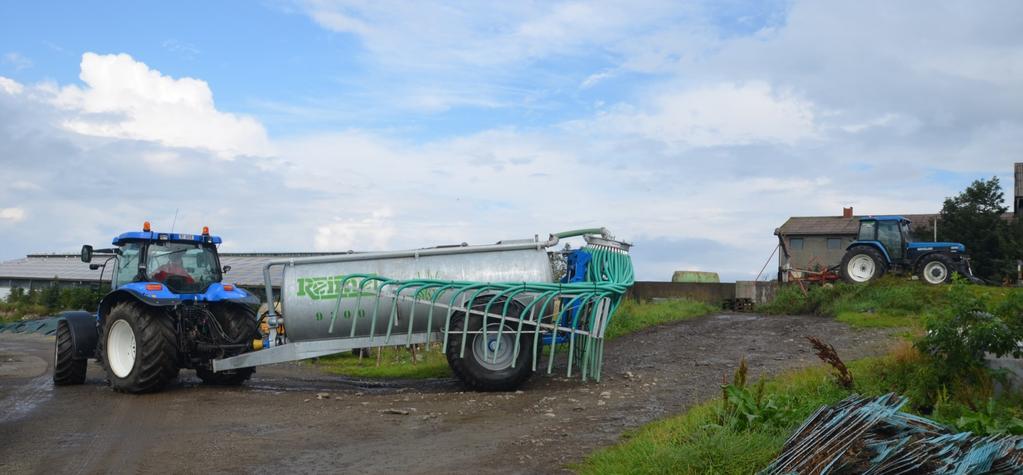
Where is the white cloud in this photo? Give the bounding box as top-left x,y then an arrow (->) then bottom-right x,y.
52,53 -> 270,159
577,81 -> 818,148
3,52 -> 32,71
314,209 -> 397,251
0,208 -> 25,222
0,76 -> 23,95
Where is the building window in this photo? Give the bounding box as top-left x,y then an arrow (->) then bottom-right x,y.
827,238 -> 842,250
789,238 -> 804,250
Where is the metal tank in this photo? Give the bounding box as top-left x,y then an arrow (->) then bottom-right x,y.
280,244 -> 553,342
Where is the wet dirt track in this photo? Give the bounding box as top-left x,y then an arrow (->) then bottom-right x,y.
0,314 -> 897,474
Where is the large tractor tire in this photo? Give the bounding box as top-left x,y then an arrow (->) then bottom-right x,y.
446,297 -> 534,391
53,319 -> 87,385
840,246 -> 887,284
196,305 -> 259,386
102,303 -> 179,394
917,254 -> 954,285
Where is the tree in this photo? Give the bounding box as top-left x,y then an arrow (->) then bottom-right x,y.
936,177 -> 1020,281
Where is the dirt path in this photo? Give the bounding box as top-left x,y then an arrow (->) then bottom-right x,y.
0,314 -> 896,474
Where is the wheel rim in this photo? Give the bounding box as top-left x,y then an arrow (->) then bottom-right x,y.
107,319 -> 137,378
847,254 -> 876,282
472,323 -> 516,371
923,261 -> 948,284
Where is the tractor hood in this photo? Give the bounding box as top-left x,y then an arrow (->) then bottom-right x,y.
907,242 -> 966,253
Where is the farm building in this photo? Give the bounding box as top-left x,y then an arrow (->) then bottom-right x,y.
0,252 -> 329,301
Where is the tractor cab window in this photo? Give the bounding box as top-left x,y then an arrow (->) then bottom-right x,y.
858,221 -> 876,241
146,242 -> 221,293
877,221 -> 904,259
112,242 -> 143,288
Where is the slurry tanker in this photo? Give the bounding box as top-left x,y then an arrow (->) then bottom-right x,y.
56,225 -> 634,393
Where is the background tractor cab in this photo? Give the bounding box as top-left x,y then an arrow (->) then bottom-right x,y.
55,222 -> 260,393
839,216 -> 979,285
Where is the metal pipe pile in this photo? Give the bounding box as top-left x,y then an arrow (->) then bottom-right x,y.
760,393 -> 1023,474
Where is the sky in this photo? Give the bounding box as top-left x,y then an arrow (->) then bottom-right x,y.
0,1 -> 1021,281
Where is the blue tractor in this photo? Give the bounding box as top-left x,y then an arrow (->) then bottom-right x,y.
53,223 -> 262,393
839,216 -> 980,285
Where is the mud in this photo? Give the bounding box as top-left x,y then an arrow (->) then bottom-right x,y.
0,314 -> 897,474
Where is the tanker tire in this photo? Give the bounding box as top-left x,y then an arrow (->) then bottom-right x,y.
445,298 -> 533,392
103,303 -> 179,394
53,320 -> 87,385
196,305 -> 259,386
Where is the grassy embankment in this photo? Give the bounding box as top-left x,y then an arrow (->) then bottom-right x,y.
578,279 -> 1023,474
312,298 -> 716,379
759,276 -> 1015,329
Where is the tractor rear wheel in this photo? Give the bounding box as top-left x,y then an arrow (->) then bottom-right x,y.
917,254 -> 953,285
196,305 -> 259,386
446,297 -> 534,391
53,319 -> 87,385
840,246 -> 887,284
102,303 -> 179,393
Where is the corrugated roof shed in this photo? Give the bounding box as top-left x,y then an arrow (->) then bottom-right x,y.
0,253 -> 335,288
777,214 -> 938,236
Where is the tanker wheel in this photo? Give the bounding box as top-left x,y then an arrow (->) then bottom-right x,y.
102,303 -> 179,394
53,319 -> 87,385
196,305 -> 259,386
445,298 -> 534,391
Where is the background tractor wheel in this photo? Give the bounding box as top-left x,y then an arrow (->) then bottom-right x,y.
918,254 -> 954,285
840,247 -> 887,284
53,319 -> 87,385
196,305 -> 259,386
445,297 -> 534,391
102,303 -> 178,394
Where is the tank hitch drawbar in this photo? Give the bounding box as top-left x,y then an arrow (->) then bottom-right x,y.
213,228 -> 635,391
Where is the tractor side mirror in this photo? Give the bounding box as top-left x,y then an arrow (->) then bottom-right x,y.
222,265 -> 232,274
81,245 -> 93,263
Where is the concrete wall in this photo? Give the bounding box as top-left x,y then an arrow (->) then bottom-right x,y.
626,281 -> 736,305
735,281 -> 777,305
778,235 -> 855,280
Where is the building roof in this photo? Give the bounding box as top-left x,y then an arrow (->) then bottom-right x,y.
0,252 -> 338,288
777,214 -> 938,236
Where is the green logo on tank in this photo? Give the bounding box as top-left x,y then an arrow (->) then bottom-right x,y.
296,276 -> 381,300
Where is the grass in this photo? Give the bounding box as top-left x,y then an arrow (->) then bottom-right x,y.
310,298 -> 716,379
577,344 -> 1023,474
604,299 -> 717,340
311,344 -> 453,379
759,276 -> 1022,329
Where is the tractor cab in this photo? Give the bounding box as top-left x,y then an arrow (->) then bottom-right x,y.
841,216 -> 977,285
854,216 -> 913,261
80,222 -> 251,301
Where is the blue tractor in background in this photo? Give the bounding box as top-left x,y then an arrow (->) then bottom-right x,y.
839,216 -> 980,285
53,222 -> 262,393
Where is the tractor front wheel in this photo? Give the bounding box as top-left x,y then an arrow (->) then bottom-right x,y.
918,254 -> 953,285
102,303 -> 179,393
840,247 -> 887,284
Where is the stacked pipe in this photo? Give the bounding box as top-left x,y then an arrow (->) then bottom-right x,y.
761,393 -> 1023,474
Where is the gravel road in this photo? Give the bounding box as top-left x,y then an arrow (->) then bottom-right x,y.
0,313 -> 896,474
